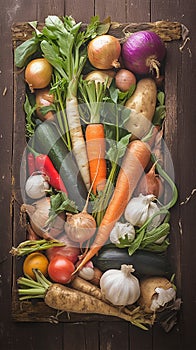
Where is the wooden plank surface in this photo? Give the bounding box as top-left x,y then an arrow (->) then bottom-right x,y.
0,0 -> 196,349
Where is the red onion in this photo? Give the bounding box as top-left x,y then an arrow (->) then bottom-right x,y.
122,31 -> 166,77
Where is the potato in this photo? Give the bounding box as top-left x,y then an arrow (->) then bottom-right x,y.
137,277 -> 175,313
124,78 -> 157,139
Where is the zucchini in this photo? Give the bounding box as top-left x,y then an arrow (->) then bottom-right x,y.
93,245 -> 172,278
33,121 -> 88,210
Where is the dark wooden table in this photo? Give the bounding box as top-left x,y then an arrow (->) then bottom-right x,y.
0,1 -> 196,349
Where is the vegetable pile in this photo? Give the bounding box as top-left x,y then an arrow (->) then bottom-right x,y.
12,15 -> 180,331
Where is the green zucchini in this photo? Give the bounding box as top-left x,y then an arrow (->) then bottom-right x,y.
33,121 -> 88,210
93,245 -> 172,278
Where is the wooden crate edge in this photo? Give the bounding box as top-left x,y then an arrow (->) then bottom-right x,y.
11,20 -> 183,43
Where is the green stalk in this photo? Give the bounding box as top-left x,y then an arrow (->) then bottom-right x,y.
17,269 -> 51,300
93,155 -> 118,225
56,88 -> 72,150
10,239 -> 65,257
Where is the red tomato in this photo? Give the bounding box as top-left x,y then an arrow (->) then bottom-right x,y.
46,234 -> 80,263
48,255 -> 75,284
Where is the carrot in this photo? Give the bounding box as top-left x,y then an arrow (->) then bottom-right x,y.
75,140 -> 151,271
85,123 -> 107,194
79,78 -> 108,194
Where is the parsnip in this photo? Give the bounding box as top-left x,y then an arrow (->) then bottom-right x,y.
66,96 -> 90,190
17,271 -> 152,329
45,283 -> 139,324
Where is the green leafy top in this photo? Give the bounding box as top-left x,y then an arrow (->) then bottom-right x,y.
15,15 -> 109,85
79,79 -> 108,124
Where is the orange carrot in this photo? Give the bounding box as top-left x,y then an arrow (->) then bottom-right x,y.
75,139 -> 151,272
86,123 -> 107,195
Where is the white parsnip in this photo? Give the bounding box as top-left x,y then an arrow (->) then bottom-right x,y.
66,96 -> 90,190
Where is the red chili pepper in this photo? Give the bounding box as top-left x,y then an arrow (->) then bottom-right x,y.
34,154 -> 68,194
27,152 -> 36,175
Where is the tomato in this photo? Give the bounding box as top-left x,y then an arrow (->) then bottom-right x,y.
23,252 -> 49,280
46,234 -> 80,263
48,254 -> 75,284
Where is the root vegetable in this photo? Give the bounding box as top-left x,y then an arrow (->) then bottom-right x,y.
46,284 -> 137,322
35,88 -> 54,121
25,58 -> 52,92
125,78 -> 157,140
122,31 -> 166,77
115,69 -> 136,92
17,270 -> 152,329
84,70 -> 115,87
89,267 -> 103,286
21,197 -> 65,239
134,162 -> 164,198
79,79 -> 108,194
78,261 -> 95,281
138,277 -> 176,313
65,162 -> 97,245
88,35 -> 121,69
75,140 -> 151,271
71,276 -> 103,301
86,123 -> 107,194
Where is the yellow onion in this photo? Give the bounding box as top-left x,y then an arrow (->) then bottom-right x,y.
25,58 -> 53,92
65,211 -> 96,244
65,175 -> 97,245
84,70 -> 115,87
21,197 -> 65,239
35,88 -> 54,121
87,35 -> 121,70
134,163 -> 164,199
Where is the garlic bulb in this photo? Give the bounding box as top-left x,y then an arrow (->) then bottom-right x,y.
110,221 -> 135,245
25,173 -> 49,199
124,194 -> 160,229
100,264 -> 140,306
78,261 -> 95,281
138,277 -> 176,313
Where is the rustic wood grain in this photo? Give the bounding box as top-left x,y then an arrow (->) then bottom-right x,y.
99,321 -> 130,350
11,19 -> 182,43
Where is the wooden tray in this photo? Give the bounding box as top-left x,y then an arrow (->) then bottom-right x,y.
11,19 -> 185,322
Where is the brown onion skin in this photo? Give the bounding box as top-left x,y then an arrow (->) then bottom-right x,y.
84,70 -> 116,87
90,267 -> 103,286
115,69 -> 136,92
35,88 -> 54,121
134,164 -> 164,199
65,212 -> 96,243
87,35 -> 121,70
25,58 -> 53,92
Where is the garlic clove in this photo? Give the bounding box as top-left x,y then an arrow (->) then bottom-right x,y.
110,221 -> 135,244
25,173 -> 50,199
78,261 -> 95,281
138,277 -> 176,313
150,287 -> 176,311
124,193 -> 160,228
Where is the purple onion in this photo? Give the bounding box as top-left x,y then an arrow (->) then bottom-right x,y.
122,31 -> 166,77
